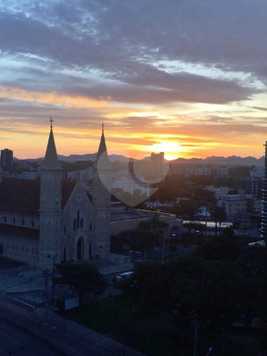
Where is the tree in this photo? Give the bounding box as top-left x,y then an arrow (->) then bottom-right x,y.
134,257 -> 245,319
134,261 -> 171,310
173,199 -> 199,218
212,206 -> 226,236
134,215 -> 167,257
195,237 -> 241,262
56,262 -> 106,305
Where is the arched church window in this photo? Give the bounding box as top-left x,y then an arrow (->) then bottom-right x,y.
89,243 -> 92,259
76,237 -> 84,260
80,218 -> 84,229
77,210 -> 80,229
73,219 -> 77,231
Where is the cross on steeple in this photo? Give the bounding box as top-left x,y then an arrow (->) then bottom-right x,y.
42,117 -> 60,169
49,117 -> 54,130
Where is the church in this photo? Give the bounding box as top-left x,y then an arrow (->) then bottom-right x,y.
0,123 -> 111,271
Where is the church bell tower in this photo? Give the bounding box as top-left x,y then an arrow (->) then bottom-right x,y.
93,123 -> 111,260
39,120 -> 63,271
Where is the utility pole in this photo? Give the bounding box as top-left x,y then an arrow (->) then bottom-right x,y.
161,220 -> 172,264
193,318 -> 199,356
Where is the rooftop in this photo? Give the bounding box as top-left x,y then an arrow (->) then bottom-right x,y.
0,177 -> 75,214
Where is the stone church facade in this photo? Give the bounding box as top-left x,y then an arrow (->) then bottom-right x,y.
0,124 -> 111,271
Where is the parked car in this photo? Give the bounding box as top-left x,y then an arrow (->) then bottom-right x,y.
113,271 -> 135,288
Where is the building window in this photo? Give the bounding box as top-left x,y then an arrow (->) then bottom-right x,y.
77,210 -> 80,229
89,243 -> 92,259
80,218 -> 84,229
13,217 -> 16,224
76,237 -> 84,260
73,219 -> 77,231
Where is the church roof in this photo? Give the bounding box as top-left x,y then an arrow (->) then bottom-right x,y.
0,177 -> 75,214
0,178 -> 40,214
62,178 -> 76,207
42,122 -> 61,170
97,123 -> 108,159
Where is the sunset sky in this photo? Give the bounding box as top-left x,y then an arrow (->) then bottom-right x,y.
0,0 -> 267,160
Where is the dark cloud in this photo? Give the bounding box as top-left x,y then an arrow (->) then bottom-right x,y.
0,11 -> 96,66
0,98 -> 103,128
0,67 -> 254,105
0,0 -> 266,107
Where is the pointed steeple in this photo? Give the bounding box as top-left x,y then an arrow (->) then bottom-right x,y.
97,122 -> 108,159
42,118 -> 61,170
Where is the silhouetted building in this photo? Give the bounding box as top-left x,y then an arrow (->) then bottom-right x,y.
1,149 -> 13,172
0,124 -> 111,271
169,163 -> 229,177
262,142 -> 267,244
250,166 -> 264,199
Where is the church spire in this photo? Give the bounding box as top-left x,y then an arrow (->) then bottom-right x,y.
97,122 -> 108,159
42,118 -> 61,169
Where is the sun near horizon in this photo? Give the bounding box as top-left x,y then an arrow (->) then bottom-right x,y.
0,1 -> 266,160
3,121 -> 264,161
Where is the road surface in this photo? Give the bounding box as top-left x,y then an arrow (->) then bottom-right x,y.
0,318 -> 60,356
0,296 -> 144,356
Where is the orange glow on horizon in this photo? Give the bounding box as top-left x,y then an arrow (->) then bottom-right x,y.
1,124 -> 264,160
0,86 -> 266,160
150,141 -> 184,160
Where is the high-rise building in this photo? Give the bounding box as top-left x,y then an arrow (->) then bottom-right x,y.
1,149 -> 13,172
261,142 -> 267,244
150,152 -> 166,182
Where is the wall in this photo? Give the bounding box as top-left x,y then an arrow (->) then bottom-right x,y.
0,233 -> 39,266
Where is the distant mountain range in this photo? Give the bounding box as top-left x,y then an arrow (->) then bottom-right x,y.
20,154 -> 265,167
172,156 -> 265,167
58,153 -> 129,162
59,154 -> 264,167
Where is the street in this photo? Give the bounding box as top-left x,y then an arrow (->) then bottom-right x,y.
0,318 -> 60,356
0,296 -> 143,356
